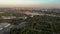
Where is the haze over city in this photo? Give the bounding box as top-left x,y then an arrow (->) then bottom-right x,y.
0,0 -> 60,8
0,0 -> 60,34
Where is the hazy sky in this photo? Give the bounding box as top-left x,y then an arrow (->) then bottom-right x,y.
0,0 -> 60,8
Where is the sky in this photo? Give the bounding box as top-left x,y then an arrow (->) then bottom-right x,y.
0,0 -> 60,8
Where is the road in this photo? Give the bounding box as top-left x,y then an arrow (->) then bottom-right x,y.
0,22 -> 27,34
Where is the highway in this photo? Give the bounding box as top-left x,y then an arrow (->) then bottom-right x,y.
0,22 -> 27,34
